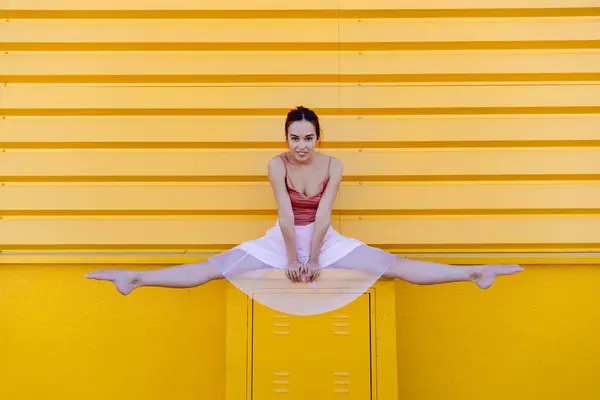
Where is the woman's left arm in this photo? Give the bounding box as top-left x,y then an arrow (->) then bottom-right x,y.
308,157 -> 344,263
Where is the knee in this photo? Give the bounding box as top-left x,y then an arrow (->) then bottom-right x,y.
382,256 -> 406,279
202,260 -> 226,282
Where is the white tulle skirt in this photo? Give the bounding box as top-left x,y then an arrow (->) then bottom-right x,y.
208,220 -> 396,316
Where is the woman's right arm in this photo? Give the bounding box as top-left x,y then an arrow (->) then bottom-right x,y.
268,156 -> 298,264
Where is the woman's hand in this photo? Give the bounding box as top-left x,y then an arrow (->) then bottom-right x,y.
305,261 -> 322,283
285,261 -> 304,283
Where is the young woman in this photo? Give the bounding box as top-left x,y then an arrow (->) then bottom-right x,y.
86,106 -> 524,315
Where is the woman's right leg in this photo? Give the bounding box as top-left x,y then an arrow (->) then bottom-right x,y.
86,260 -> 224,295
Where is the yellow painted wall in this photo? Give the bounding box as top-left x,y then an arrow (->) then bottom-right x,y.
0,266 -> 226,399
2,0 -> 600,399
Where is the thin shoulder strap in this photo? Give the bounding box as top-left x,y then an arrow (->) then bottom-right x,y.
280,154 -> 288,175
280,154 -> 290,186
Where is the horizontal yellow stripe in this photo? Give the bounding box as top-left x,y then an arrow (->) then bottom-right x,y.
2,254 -> 600,266
3,83 -> 598,109
5,18 -> 596,43
3,8 -> 600,19
5,0 -> 594,10
3,107 -> 600,116
4,51 -> 598,76
3,41 -> 600,51
3,116 -> 600,143
4,182 -> 598,212
3,174 -> 599,182
7,84 -> 600,108
3,148 -> 600,178
2,216 -> 600,244
2,243 -> 599,252
3,209 -> 600,217
4,140 -> 600,149
4,73 -> 600,84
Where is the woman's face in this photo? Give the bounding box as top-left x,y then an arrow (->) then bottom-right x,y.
286,120 -> 319,163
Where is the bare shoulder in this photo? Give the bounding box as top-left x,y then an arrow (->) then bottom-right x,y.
326,154 -> 343,175
269,152 -> 287,167
268,153 -> 287,177
327,155 -> 343,168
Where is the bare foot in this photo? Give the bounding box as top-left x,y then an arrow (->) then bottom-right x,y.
470,264 -> 524,290
86,269 -> 140,295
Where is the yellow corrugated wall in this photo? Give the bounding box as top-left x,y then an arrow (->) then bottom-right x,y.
1,0 -> 600,399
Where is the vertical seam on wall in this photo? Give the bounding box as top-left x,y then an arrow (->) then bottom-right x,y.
337,0 -> 344,236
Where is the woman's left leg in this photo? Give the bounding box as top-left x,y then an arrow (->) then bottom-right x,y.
383,256 -> 524,289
